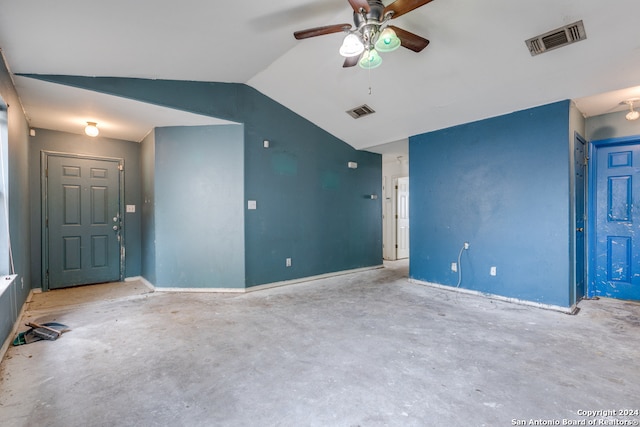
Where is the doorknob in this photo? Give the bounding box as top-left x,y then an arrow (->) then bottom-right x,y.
113,225 -> 119,231
576,227 -> 584,232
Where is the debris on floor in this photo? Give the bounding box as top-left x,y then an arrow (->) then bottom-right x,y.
12,322 -> 71,346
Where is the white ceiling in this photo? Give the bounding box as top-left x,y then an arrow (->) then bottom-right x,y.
1,0 -> 639,151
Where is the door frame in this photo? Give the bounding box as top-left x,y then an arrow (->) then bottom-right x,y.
587,135 -> 640,298
41,151 -> 125,291
572,132 -> 587,305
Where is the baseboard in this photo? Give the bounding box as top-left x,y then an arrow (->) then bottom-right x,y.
245,265 -> 385,293
125,276 -> 156,292
0,288 -> 36,364
409,278 -> 578,314
137,265 -> 384,294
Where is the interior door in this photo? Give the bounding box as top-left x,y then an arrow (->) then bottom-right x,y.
44,154 -> 122,289
593,142 -> 640,300
396,176 -> 410,259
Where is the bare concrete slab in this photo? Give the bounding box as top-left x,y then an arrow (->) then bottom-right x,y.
1,262 -> 639,426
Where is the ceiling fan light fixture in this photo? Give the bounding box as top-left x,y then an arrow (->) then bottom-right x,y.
359,49 -> 382,69
375,27 -> 401,52
339,34 -> 365,57
625,100 -> 640,121
85,121 -> 99,137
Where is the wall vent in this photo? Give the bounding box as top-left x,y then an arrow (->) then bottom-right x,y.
346,104 -> 375,119
525,20 -> 586,56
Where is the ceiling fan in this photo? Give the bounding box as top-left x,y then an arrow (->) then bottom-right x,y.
294,0 -> 432,69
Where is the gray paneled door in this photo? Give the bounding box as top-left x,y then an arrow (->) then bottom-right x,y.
44,153 -> 123,290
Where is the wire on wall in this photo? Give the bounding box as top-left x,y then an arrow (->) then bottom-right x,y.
456,242 -> 470,288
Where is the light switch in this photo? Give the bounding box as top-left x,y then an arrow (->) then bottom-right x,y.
126,205 -> 136,213
248,200 -> 257,210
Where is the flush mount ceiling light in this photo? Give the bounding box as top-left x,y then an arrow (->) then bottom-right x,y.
294,0 -> 432,70
624,99 -> 640,121
84,122 -> 99,137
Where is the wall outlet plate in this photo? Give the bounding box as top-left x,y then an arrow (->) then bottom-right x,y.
451,262 -> 457,272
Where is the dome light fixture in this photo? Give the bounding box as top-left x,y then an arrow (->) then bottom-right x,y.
359,49 -> 383,69
375,27 -> 401,52
339,34 -> 365,57
85,122 -> 99,137
625,100 -> 640,121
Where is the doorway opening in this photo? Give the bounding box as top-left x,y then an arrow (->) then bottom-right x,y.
382,154 -> 409,261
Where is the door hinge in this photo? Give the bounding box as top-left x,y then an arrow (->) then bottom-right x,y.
118,164 -> 124,171
584,156 -> 589,166
395,244 -> 398,249
45,168 -> 48,177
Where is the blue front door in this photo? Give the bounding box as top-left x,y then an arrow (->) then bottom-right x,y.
45,154 -> 122,289
592,140 -> 640,300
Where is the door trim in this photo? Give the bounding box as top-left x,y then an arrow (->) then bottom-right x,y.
587,135 -> 640,298
41,151 -> 125,291
571,132 -> 587,305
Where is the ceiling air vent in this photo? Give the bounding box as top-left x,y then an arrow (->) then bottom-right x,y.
525,20 -> 586,56
346,104 -> 375,119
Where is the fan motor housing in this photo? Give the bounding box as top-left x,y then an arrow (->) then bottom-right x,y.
353,0 -> 385,28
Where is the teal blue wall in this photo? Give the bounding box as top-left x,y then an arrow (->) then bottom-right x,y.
0,57 -> 31,347
28,129 -> 142,285
153,125 -> 245,288
241,87 -> 382,286
23,75 -> 382,288
410,101 -> 572,307
140,130 -> 156,284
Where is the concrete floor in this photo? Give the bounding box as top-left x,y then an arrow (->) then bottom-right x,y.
1,261 -> 639,427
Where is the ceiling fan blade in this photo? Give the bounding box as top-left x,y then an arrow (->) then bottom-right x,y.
348,0 -> 370,13
343,53 -> 362,68
384,0 -> 434,19
389,25 -> 430,52
294,23 -> 352,40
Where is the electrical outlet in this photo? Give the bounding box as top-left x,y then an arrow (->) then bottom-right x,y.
490,266 -> 497,276
464,242 -> 470,250
286,258 -> 292,267
451,262 -> 457,272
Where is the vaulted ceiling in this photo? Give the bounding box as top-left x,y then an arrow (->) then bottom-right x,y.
1,0 -> 639,153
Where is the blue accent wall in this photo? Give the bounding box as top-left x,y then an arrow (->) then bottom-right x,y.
153,125 -> 245,288
241,87 -> 382,286
24,75 -> 382,288
409,101 -> 572,307
140,130 -> 156,284
0,57 -> 32,347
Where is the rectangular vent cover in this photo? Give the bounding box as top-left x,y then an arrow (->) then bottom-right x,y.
347,104 -> 375,119
525,20 -> 586,56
